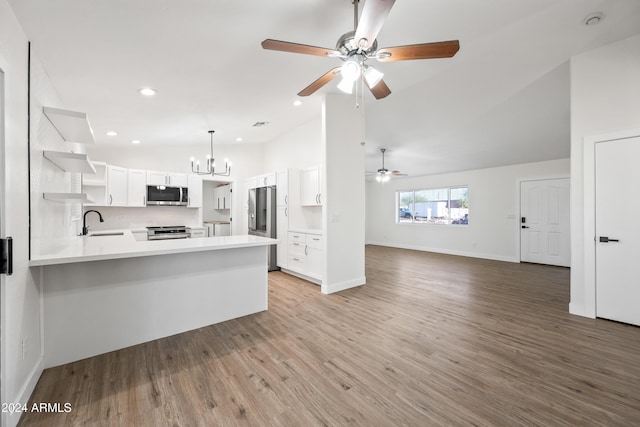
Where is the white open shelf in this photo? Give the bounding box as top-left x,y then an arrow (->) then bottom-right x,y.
43,193 -> 94,204
82,161 -> 107,186
43,150 -> 96,174
43,106 -> 95,144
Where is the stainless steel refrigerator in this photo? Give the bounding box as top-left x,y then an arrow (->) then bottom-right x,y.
248,185 -> 278,271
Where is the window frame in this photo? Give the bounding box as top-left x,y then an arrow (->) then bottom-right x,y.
396,186 -> 469,226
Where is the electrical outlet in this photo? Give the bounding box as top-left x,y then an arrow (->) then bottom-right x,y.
22,337 -> 28,360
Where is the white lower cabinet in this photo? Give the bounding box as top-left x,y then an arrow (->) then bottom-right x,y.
286,231 -> 323,282
189,227 -> 207,238
276,206 -> 288,268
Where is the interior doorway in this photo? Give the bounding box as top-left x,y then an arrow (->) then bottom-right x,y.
520,178 -> 570,267
595,136 -> 640,326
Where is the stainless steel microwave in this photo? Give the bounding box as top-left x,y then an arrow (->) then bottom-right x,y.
146,185 -> 188,206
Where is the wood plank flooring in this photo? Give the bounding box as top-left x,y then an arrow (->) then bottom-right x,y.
19,245 -> 640,426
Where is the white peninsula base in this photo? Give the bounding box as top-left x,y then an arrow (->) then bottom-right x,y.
39,245 -> 268,368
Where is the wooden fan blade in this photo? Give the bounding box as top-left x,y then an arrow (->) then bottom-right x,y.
392,171 -> 408,176
261,39 -> 339,57
354,0 -> 396,50
298,67 -> 341,97
365,78 -> 391,99
376,40 -> 460,62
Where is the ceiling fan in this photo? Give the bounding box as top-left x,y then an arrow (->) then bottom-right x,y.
367,148 -> 407,182
261,0 -> 460,99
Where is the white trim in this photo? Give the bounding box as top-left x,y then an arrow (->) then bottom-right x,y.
7,356 -> 43,427
322,277 -> 366,295
365,241 -> 518,263
583,128 -> 640,319
280,268 -> 322,286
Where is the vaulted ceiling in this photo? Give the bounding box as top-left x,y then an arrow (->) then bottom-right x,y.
8,0 -> 640,177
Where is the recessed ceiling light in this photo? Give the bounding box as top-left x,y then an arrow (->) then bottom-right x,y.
293,100 -> 302,107
584,12 -> 604,26
131,140 -> 141,144
139,87 -> 156,96
106,131 -> 117,136
236,137 -> 243,142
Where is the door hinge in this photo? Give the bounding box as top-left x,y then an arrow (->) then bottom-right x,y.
1,237 -> 13,275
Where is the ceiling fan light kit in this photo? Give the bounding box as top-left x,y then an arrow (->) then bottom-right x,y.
261,0 -> 460,100
371,148 -> 407,182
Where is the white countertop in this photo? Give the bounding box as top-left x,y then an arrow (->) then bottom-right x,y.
30,231 -> 277,267
288,228 -> 323,235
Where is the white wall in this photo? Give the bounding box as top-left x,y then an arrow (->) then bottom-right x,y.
29,53 -> 86,256
263,117 -> 322,172
322,94 -> 366,294
570,34 -> 640,317
0,1 -> 43,425
366,158 -> 570,262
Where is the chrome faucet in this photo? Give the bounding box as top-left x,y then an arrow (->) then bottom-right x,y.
82,210 -> 104,236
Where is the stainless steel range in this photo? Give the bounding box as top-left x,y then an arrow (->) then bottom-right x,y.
146,225 -> 190,240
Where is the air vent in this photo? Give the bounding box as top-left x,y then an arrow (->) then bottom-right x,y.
252,121 -> 270,127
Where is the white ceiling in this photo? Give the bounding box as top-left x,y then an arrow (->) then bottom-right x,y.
8,0 -> 640,177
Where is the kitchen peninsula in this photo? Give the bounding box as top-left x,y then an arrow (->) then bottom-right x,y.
30,232 -> 276,368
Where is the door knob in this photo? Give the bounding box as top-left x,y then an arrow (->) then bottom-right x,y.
599,236 -> 620,243
521,225 -> 529,229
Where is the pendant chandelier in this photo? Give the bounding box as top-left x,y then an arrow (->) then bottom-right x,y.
190,130 -> 231,176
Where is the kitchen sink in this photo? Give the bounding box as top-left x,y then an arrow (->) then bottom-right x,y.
88,232 -> 124,237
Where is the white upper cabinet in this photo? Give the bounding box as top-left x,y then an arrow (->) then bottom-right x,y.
146,171 -> 188,187
276,170 -> 289,207
127,169 -> 147,207
213,184 -> 231,210
169,173 -> 188,187
301,166 -> 322,206
107,165 -> 128,206
146,170 -> 167,186
257,173 -> 276,187
187,175 -> 202,208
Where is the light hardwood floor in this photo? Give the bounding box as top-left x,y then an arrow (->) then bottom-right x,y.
19,246 -> 640,426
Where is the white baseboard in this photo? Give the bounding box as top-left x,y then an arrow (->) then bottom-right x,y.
7,357 -> 43,427
365,241 -> 519,263
569,302 -> 595,319
280,268 -> 322,285
322,277 -> 366,295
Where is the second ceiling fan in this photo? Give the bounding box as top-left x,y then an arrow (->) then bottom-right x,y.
261,0 -> 460,99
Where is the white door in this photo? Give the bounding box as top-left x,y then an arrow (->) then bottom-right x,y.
595,137 -> 640,326
520,178 -> 570,267
0,67 -> 5,417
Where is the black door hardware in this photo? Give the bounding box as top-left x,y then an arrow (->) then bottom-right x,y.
521,225 -> 530,229
599,236 -> 620,243
1,237 -> 13,275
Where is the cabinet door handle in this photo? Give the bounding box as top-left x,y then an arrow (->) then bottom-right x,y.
224,197 -> 227,209
305,245 -> 308,255
217,198 -> 220,209
109,194 -> 113,205
143,196 -> 146,205
312,238 -> 320,241
318,193 -> 321,204
285,195 -> 288,205
293,257 -> 300,261
285,207 -> 288,217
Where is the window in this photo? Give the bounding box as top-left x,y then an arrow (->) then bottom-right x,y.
397,186 -> 468,225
